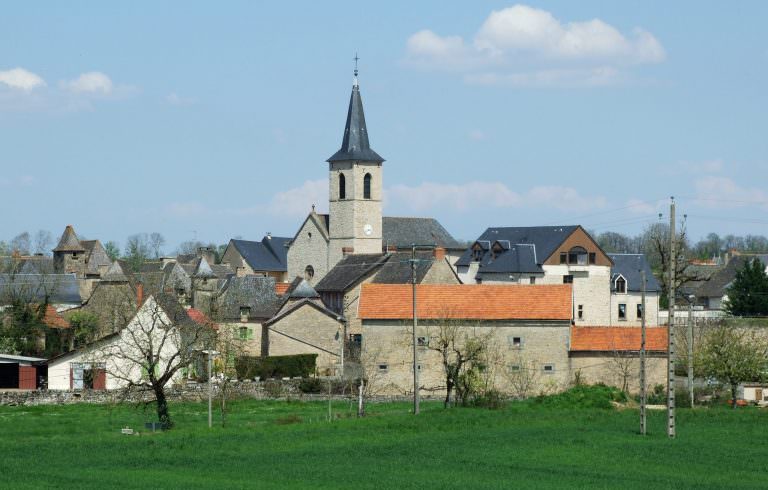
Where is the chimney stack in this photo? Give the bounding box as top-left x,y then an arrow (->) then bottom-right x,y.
136,283 -> 144,307
433,247 -> 446,261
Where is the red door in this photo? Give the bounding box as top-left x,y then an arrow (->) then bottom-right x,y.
93,369 -> 107,390
18,366 -> 36,390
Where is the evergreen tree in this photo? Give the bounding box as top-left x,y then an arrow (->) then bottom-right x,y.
725,258 -> 768,317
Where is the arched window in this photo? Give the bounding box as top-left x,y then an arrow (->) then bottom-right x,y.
363,173 -> 372,199
304,265 -> 315,281
339,173 -> 346,200
568,246 -> 588,265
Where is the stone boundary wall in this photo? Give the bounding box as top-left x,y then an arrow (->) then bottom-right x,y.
0,380 -> 442,406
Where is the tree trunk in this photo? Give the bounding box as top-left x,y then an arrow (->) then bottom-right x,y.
220,383 -> 227,427
731,384 -> 738,410
154,385 -> 173,428
444,379 -> 453,409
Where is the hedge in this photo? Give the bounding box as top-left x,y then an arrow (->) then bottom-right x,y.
235,354 -> 318,380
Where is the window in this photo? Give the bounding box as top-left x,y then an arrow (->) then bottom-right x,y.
618,303 -> 627,320
577,304 -> 583,320
568,246 -> 588,265
636,304 -> 643,319
72,253 -> 79,260
240,306 -> 251,322
560,252 -> 567,264
508,336 -> 523,348
339,173 -> 346,199
588,252 -> 596,265
363,173 -> 372,199
543,364 -> 555,374
615,276 -> 626,293
175,287 -> 185,297
509,365 -> 521,373
350,334 -> 362,348
377,363 -> 389,373
239,326 -> 251,340
529,276 -> 536,285
417,336 -> 429,347
304,265 -> 314,281
563,275 -> 573,284
472,246 -> 483,261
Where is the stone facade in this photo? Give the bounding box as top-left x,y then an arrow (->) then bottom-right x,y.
609,291 -> 661,327
569,353 -> 667,393
287,213 -> 331,285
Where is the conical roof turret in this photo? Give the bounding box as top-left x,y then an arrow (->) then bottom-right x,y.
53,225 -> 85,252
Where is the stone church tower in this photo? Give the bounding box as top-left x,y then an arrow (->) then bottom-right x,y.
326,71 -> 384,267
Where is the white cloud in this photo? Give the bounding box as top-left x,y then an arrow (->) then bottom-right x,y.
694,176 -> 768,210
63,71 -> 113,94
405,4 -> 664,86
268,179 -> 329,217
0,68 -> 46,91
385,181 -> 605,213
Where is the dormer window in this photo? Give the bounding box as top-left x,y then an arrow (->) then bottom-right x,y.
567,246 -> 588,265
472,246 -> 483,261
240,306 -> 251,322
615,275 -> 627,293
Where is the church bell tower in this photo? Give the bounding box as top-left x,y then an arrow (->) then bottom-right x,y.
327,64 -> 384,267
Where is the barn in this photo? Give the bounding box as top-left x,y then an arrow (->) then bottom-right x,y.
0,354 -> 45,390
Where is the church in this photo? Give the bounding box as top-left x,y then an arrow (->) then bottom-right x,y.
286,70 -> 463,284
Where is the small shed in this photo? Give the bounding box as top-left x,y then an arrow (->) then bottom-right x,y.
0,354 -> 46,390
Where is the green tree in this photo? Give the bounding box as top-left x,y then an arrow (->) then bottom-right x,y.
103,241 -> 121,261
697,323 -> 768,408
68,311 -> 101,348
724,258 -> 768,317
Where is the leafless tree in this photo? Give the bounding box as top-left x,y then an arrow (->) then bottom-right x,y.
149,232 -> 166,259
504,351 -> 540,399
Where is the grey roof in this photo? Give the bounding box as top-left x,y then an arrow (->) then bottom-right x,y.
315,254 -> 389,292
53,225 -> 85,252
289,279 -> 320,299
217,276 -> 280,320
327,79 -> 384,164
193,257 -> 216,279
456,226 -> 580,270
101,261 -> 128,283
372,252 -> 434,284
80,240 -> 112,276
0,273 -> 81,305
382,217 -> 462,250
696,255 -> 768,298
475,244 -> 543,275
17,256 -> 54,274
608,254 -> 661,292
230,236 -> 290,272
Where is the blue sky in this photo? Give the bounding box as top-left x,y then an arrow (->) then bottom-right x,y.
1,1 -> 766,252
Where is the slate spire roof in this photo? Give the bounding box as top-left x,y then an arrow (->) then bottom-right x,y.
327,74 -> 384,164
53,225 -> 85,252
193,256 -> 216,279
101,261 -> 128,283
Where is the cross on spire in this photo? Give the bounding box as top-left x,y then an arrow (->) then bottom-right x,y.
353,53 -> 360,77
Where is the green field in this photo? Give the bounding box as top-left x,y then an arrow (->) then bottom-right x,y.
1,394 -> 766,489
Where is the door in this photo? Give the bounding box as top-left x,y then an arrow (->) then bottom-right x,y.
756,388 -> 763,401
18,366 -> 36,390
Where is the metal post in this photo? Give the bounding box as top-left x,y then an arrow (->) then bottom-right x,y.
411,244 -> 420,415
208,351 -> 213,429
640,270 -> 647,436
667,197 -> 676,438
688,298 -> 694,409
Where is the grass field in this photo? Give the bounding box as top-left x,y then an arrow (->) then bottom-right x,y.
1,394 -> 767,489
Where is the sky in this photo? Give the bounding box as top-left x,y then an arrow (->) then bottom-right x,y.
1,1 -> 767,253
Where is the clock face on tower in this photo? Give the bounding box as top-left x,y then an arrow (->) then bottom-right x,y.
363,224 -> 373,236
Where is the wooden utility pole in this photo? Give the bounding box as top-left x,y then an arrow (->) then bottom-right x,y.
688,299 -> 694,409
411,244 -> 420,415
667,197 -> 676,438
640,269 -> 647,436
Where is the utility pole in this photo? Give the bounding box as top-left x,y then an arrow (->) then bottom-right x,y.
688,297 -> 694,409
667,196 -> 676,438
411,244 -> 420,415
640,269 -> 647,436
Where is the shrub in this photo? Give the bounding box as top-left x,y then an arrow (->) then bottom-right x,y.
534,384 -> 627,409
235,354 -> 318,380
471,389 -> 506,410
298,377 -> 324,394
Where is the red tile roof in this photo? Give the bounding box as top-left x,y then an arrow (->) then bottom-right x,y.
275,283 -> 291,295
42,305 -> 70,329
358,284 -> 572,321
570,327 -> 668,352
187,308 -> 218,330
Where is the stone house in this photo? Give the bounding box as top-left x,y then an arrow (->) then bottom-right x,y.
52,225 -> 112,300
221,235 -> 291,282
357,283 -> 574,397
695,254 -> 768,311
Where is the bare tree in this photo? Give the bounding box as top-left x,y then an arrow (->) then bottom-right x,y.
211,321 -> 247,427
504,351 -> 540,399
32,230 -> 53,255
10,232 -> 31,255
149,232 -> 166,259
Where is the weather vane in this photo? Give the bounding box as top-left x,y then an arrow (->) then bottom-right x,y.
354,53 -> 359,77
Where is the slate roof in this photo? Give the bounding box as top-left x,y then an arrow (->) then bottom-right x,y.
53,225 -> 85,252
0,273 -> 81,304
194,257 -> 216,279
696,255 -> 768,298
217,276 -> 280,320
101,261 -> 129,283
315,254 -> 389,292
608,254 -> 661,292
17,256 -> 54,274
371,252 -> 433,284
289,279 -> 320,299
382,217 -> 462,250
570,327 -> 668,352
455,226 -> 579,269
473,243 -> 543,275
230,236 -> 290,272
80,240 -> 112,276
359,284 -> 573,321
327,78 -> 384,164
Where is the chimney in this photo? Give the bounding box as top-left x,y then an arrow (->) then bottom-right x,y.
266,232 -> 272,240
236,266 -> 247,278
197,247 -> 215,266
136,283 -> 144,307
342,247 -> 354,256
434,247 -> 446,261
386,244 -> 397,253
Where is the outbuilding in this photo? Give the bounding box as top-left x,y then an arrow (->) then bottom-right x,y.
0,354 -> 45,390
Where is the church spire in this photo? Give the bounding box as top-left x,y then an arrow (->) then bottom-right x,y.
327,59 -> 384,164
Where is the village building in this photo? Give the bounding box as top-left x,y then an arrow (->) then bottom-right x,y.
221,235 -> 290,282
52,225 -> 113,299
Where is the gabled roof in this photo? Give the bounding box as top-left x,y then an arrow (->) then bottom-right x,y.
382,217 -> 462,250
697,255 -> 768,298
359,284 -> 572,321
372,251 -> 434,284
193,257 -> 216,279
42,304 -> 70,329
264,298 -> 343,328
456,225 -> 579,269
217,276 -> 280,320
476,243 -> 542,275
80,240 -> 112,275
53,225 -> 85,253
230,236 -> 290,272
608,254 -> 660,292
315,254 -> 389,292
101,261 -> 129,283
570,327 -> 668,352
0,273 -> 81,305
327,78 -> 384,164
289,279 -> 320,299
